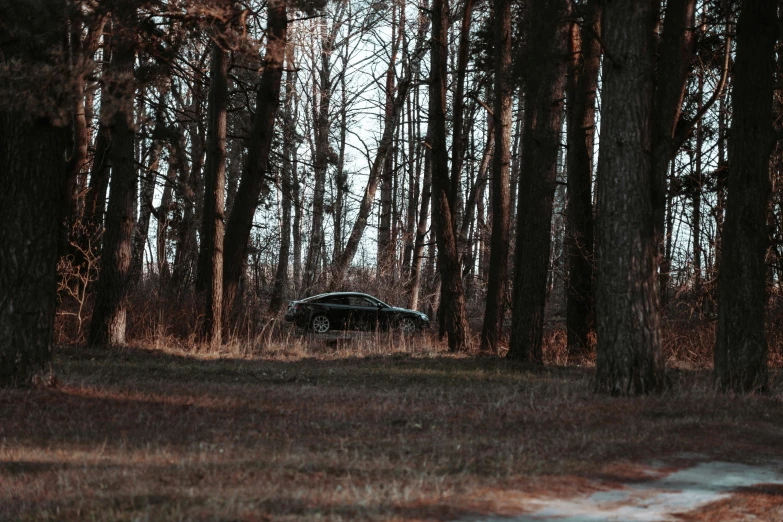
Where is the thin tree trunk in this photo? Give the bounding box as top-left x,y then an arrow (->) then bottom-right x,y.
594,0 -> 663,395
407,123 -> 432,311
507,0 -> 570,363
715,0 -> 776,393
222,0 -> 287,324
449,0 -> 475,228
197,42 -> 229,344
270,40 -> 297,314
84,24 -> 113,234
304,17 -> 332,291
378,1 -> 400,275
88,26 -> 136,347
292,148 -> 302,290
565,0 -> 600,354
480,0 -> 512,353
431,0 -> 471,352
652,0 -> 696,301
402,90 -> 418,274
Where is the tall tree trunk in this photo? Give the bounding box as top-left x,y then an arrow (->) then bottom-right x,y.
450,0 -> 475,227
129,138 -> 162,284
378,1 -> 400,275
594,0 -> 663,395
0,0 -> 69,386
304,17 -> 332,291
88,22 -> 137,347
652,0 -> 697,302
565,0 -> 601,354
270,40 -> 297,314
407,123 -> 432,311
292,148 -> 302,290
130,89 -> 168,285
507,0 -> 570,362
84,24 -> 113,233
402,90 -> 418,274
197,42 -> 229,345
431,0 -> 471,352
715,0 -> 776,393
332,52 -> 349,263
222,0 -> 287,324
171,120 -> 204,290
480,0 -> 512,353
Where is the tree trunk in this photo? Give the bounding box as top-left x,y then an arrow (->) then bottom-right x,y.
565,0 -> 601,354
507,0 -> 570,362
88,27 -> 136,347
714,0 -> 776,393
222,0 -> 287,324
304,17 -> 332,291
480,0 -> 512,353
450,0 -> 475,229
652,0 -> 697,301
0,0 -> 69,386
378,1 -> 400,276
431,0 -> 471,352
407,123 -> 432,311
270,40 -> 297,314
594,0 -> 663,395
197,43 -> 228,345
84,24 -> 113,234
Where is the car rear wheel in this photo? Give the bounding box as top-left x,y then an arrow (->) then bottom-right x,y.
398,317 -> 418,336
311,314 -> 331,334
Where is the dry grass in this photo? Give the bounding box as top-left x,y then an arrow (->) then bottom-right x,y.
3,331 -> 783,521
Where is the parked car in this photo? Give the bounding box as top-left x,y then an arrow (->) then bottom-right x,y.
284,292 -> 429,335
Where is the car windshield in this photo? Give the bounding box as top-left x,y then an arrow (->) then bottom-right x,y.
366,296 -> 390,308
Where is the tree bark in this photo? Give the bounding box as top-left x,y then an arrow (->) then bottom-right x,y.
565,0 -> 601,354
480,0 -> 511,353
84,24 -> 113,234
222,0 -> 287,324
269,40 -> 297,314
197,42 -> 229,345
507,0 -> 570,362
304,17 -> 332,291
407,123 -> 432,311
431,0 -> 471,352
594,0 -> 664,395
88,20 -> 137,347
0,0 -> 69,386
652,0 -> 696,301
714,0 -> 776,393
378,1 -> 401,275
449,0 -> 475,230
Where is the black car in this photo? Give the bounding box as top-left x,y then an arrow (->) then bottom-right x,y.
284,292 -> 430,335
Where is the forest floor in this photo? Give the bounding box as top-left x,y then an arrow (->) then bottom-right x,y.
2,333 -> 783,521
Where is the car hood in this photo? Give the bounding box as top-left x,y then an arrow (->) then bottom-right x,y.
387,307 -> 429,319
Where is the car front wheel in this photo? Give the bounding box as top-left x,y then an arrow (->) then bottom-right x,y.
397,317 -> 418,336
311,314 -> 331,334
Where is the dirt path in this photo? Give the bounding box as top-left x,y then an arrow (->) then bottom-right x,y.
468,456 -> 783,521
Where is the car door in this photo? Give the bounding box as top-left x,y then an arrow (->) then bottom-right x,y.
318,295 -> 349,329
346,296 -> 380,330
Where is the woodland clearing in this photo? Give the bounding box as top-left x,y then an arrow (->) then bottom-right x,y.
3,333 -> 783,521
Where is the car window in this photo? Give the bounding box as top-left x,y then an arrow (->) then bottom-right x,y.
320,296 -> 348,305
347,296 -> 375,307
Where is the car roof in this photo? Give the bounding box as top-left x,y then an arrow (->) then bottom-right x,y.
301,292 -> 381,302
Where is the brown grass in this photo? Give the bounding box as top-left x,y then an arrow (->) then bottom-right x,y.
3,332 -> 783,521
